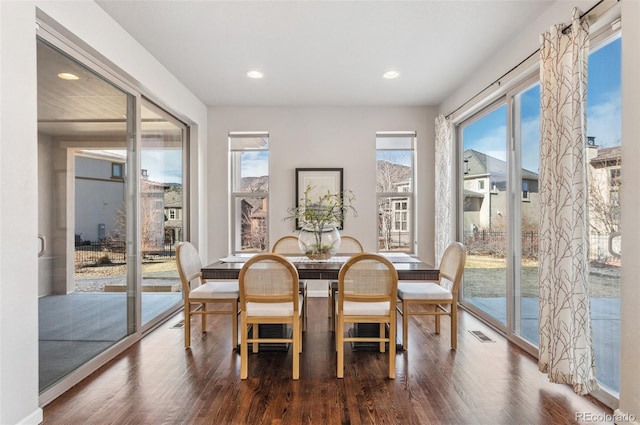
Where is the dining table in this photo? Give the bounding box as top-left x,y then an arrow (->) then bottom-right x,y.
201,252 -> 439,281
201,252 -> 439,351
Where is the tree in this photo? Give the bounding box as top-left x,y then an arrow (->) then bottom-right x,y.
588,157 -> 621,235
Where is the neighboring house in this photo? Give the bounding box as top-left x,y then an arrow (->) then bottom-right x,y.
378,179 -> 412,249
587,142 -> 621,234
462,149 -> 540,233
75,151 -> 126,243
75,152 -> 167,253
164,189 -> 183,244
587,141 -> 622,262
140,170 -> 167,253
240,197 -> 268,251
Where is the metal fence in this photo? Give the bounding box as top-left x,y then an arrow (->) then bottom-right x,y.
463,230 -> 619,265
75,240 -> 126,265
75,240 -> 176,266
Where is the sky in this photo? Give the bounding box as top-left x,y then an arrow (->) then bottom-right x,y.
463,36 -> 621,174
141,149 -> 183,184
101,149 -> 183,184
241,151 -> 269,178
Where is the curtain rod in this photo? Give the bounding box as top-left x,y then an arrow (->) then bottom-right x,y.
444,0 -> 611,120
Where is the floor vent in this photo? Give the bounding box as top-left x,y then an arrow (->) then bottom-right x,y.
171,320 -> 184,329
469,330 -> 495,343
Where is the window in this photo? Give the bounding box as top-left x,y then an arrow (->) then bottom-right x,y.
111,162 -> 123,179
376,131 -> 416,253
230,132 -> 269,253
456,23 -> 621,401
168,208 -> 177,220
478,180 -> 485,191
522,181 -> 530,201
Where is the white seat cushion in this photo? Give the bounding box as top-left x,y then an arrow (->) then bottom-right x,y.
246,294 -> 304,317
192,281 -> 239,299
397,281 -> 452,301
342,301 -> 390,316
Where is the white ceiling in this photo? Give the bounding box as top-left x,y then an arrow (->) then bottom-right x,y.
96,0 -> 555,107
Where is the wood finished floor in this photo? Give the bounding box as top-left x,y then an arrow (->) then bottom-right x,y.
41,298 -> 613,425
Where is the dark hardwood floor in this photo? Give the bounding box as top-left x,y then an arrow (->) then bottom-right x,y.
41,298 -> 613,425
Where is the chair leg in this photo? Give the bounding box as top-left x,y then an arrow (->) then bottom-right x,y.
293,317 -> 300,380
336,315 -> 344,378
327,283 -> 332,318
240,314 -> 248,379
451,303 -> 458,350
389,312 -> 396,379
402,300 -> 409,351
331,293 -> 338,332
201,303 -> 207,332
231,301 -> 238,350
435,305 -> 441,334
299,323 -> 303,353
335,314 -> 339,352
303,287 -> 308,332
379,323 -> 385,353
252,324 -> 259,353
184,303 -> 191,348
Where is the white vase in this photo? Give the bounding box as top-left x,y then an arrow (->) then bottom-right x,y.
298,225 -> 341,260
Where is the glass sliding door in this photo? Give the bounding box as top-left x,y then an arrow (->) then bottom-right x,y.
457,29 -> 622,399
513,81 -> 541,346
586,35 -> 621,395
37,39 -> 137,393
139,101 -> 184,326
460,104 -> 508,327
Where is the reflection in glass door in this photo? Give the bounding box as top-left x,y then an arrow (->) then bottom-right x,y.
514,82 -> 541,347
586,35 -> 621,394
37,39 -> 136,393
460,104 -> 508,326
139,102 -> 184,326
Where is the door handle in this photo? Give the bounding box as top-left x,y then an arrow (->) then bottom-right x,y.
608,232 -> 621,259
38,234 -> 46,257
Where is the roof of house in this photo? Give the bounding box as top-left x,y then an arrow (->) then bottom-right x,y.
164,191 -> 182,208
590,146 -> 621,168
464,149 -> 538,181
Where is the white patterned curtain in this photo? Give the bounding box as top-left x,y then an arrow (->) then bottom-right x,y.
538,7 -> 598,395
435,114 -> 452,265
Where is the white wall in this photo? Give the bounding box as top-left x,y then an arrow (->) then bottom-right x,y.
620,1 -> 640,422
439,0 -> 597,117
1,1 -> 208,423
207,106 -> 437,268
0,2 -> 40,424
440,0 -> 639,419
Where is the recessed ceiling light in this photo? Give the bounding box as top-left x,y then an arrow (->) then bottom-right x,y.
58,72 -> 80,80
247,70 -> 264,79
383,70 -> 399,80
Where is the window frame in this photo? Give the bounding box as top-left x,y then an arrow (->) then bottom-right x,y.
376,131 -> 416,254
229,132 -> 269,254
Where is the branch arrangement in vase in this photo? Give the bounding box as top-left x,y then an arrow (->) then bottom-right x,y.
284,185 -> 357,259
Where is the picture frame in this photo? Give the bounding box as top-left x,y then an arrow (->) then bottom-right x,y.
295,168 -> 344,229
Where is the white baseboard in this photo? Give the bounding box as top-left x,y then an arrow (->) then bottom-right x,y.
16,408 -> 43,425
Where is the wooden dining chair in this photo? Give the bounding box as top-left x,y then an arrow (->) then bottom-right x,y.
328,236 -> 364,324
239,253 -> 303,380
396,242 -> 466,350
176,242 -> 239,349
272,235 -> 307,330
272,235 -> 301,255
336,253 -> 398,379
